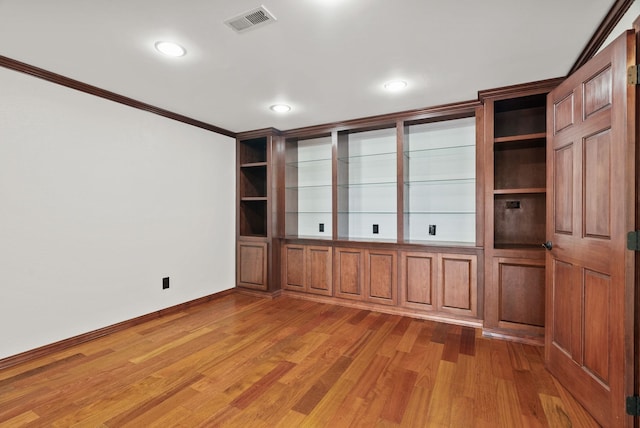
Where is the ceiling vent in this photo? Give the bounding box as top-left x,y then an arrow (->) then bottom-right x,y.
224,5 -> 276,33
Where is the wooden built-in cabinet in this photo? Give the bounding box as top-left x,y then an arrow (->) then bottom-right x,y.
400,251 -> 477,318
236,130 -> 282,295
282,244 -> 332,296
333,247 -> 397,305
480,80 -> 561,342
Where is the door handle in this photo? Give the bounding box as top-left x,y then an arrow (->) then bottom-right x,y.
542,241 -> 553,250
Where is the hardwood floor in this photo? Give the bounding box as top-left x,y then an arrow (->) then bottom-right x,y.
0,292 -> 598,427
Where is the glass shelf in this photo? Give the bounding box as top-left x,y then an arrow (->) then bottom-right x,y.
285,184 -> 332,190
338,211 -> 396,215
286,210 -> 333,214
405,177 -> 475,186
403,143 -> 475,159
337,181 -> 396,188
337,151 -> 396,164
286,157 -> 332,167
404,211 -> 475,215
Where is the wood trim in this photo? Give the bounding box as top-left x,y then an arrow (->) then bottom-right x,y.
0,289 -> 236,370
280,99 -> 480,138
478,77 -> 565,101
568,0 -> 635,75
236,128 -> 282,140
0,55 -> 236,138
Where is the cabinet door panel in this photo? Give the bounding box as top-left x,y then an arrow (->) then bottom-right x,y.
495,258 -> 545,328
365,250 -> 397,305
237,242 -> 268,290
307,246 -> 333,296
282,245 -> 305,291
334,248 -> 364,300
400,251 -> 436,310
438,254 -> 477,317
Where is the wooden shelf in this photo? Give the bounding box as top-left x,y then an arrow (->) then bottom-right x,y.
494,132 -> 546,144
240,161 -> 268,168
241,196 -> 268,202
494,188 -> 545,195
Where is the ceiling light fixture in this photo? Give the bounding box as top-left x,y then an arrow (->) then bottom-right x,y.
154,41 -> 186,57
384,80 -> 407,91
270,104 -> 291,113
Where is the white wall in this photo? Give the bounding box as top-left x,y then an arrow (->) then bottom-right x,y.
0,67 -> 235,360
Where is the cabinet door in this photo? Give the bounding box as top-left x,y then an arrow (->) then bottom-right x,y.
494,257 -> 545,333
438,253 -> 477,317
400,251 -> 437,311
334,247 -> 364,301
364,249 -> 397,306
282,244 -> 305,291
237,241 -> 268,290
306,246 -> 333,296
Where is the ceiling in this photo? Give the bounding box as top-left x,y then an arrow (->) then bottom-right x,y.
0,1 -> 623,134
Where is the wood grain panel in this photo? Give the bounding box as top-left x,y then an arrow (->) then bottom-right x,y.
365,250 -> 397,305
551,260 -> 575,357
439,254 -> 477,317
583,128 -> 611,238
334,248 -> 363,300
583,66 -> 612,119
400,252 -> 436,308
554,143 -> 574,234
497,261 -> 545,327
554,93 -> 574,134
237,242 -> 268,290
307,246 -> 332,296
583,269 -> 610,385
283,245 -> 305,291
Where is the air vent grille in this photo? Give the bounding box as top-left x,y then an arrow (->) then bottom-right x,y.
225,5 -> 276,33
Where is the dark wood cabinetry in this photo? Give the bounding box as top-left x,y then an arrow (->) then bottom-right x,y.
480,81 -> 561,342
282,244 -> 332,296
236,130 -> 281,294
399,251 -> 477,318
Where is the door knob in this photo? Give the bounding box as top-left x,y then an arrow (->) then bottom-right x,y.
542,241 -> 553,250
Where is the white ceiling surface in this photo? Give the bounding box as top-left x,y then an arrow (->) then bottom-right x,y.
0,1 -> 619,133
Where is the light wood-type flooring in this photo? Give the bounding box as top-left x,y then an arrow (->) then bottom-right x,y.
0,293 -> 598,427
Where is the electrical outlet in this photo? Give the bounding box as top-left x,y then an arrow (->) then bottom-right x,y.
506,200 -> 521,209
429,225 -> 436,235
162,277 -> 170,290
319,223 -> 324,232
373,224 -> 379,234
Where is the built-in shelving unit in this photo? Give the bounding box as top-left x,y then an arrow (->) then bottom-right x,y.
337,127 -> 398,242
238,137 -> 269,237
492,94 -> 547,249
285,135 -> 333,239
481,83 -> 559,344
403,117 -> 476,244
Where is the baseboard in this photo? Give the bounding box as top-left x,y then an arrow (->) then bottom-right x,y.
235,287 -> 282,300
281,290 -> 483,329
0,288 -> 236,370
482,328 -> 544,346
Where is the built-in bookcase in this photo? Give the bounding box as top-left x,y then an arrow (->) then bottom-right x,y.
337,127 -> 397,242
403,117 -> 476,244
285,135 -> 333,239
238,137 -> 268,237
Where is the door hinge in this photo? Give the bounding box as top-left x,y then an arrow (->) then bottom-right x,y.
627,231 -> 640,251
628,65 -> 640,85
627,396 -> 640,416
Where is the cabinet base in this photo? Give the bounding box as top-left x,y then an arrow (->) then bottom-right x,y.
236,287 -> 282,300
482,327 -> 544,346
281,290 -> 482,329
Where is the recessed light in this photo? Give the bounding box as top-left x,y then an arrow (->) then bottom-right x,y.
154,41 -> 186,57
384,80 -> 407,91
270,104 -> 291,113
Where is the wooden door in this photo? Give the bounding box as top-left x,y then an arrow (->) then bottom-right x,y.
438,253 -> 477,317
546,31 -> 636,427
399,251 -> 437,311
237,241 -> 268,290
364,249 -> 397,306
307,246 -> 333,296
334,247 -> 364,301
282,244 -> 305,291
